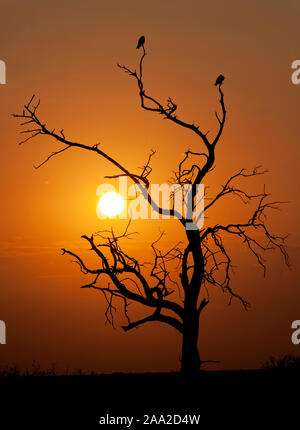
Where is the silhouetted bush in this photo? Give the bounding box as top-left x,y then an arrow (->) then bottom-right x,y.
0,361 -> 56,377
262,354 -> 300,369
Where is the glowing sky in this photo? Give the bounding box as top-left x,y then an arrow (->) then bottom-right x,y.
0,0 -> 299,372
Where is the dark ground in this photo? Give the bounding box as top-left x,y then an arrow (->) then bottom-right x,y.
0,369 -> 298,428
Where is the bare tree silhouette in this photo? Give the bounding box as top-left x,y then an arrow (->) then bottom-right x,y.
13,40 -> 290,374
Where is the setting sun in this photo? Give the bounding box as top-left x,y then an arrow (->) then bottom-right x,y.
97,192 -> 124,217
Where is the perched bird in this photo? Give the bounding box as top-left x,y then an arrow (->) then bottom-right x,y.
136,35 -> 145,49
214,74 -> 225,86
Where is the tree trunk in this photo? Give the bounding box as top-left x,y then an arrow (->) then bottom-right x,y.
181,306 -> 200,374
180,231 -> 203,375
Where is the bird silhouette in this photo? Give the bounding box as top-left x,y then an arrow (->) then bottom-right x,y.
214,74 -> 224,86
136,35 -> 145,49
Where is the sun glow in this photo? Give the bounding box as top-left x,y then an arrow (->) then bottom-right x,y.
97,192 -> 124,217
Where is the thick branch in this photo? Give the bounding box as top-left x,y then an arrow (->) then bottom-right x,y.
122,312 -> 183,333
61,228 -> 184,330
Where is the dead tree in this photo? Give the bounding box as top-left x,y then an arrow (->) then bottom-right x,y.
13,41 -> 290,374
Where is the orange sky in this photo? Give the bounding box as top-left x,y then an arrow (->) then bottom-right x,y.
0,0 -> 300,373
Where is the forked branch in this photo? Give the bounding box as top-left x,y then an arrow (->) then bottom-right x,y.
61,221 -> 184,331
